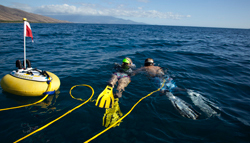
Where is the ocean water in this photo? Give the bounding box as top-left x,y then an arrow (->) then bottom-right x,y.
0,23 -> 250,143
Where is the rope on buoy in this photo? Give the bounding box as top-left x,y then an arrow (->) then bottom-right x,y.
0,82 -> 52,111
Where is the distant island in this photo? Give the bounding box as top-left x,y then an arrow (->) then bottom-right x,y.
45,15 -> 145,25
0,4 -> 144,24
0,5 -> 69,23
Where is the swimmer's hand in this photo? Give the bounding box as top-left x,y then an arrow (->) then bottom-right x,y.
114,63 -> 121,67
130,63 -> 136,68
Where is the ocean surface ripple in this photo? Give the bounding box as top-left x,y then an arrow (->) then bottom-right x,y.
0,23 -> 250,143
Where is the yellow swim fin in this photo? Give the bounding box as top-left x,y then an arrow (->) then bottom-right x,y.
95,85 -> 114,108
102,98 -> 123,127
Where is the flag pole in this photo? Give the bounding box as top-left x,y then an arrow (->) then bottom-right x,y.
23,18 -> 27,69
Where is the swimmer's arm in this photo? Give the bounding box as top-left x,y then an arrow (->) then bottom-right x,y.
131,67 -> 146,76
113,63 -> 122,71
157,68 -> 165,77
114,62 -> 121,67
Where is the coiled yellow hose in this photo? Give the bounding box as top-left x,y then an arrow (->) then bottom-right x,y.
14,84 -> 94,143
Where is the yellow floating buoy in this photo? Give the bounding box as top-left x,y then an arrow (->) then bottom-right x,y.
0,19 -> 60,97
1,68 -> 60,96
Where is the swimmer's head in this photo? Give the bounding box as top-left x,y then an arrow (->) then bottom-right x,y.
122,57 -> 132,64
122,57 -> 135,70
144,58 -> 154,66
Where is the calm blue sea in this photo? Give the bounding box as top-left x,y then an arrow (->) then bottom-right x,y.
0,23 -> 250,143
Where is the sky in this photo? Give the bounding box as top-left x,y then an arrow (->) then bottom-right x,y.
1,0 -> 250,29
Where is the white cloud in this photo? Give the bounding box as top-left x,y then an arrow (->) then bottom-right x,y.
33,4 -> 190,20
11,2 -> 33,12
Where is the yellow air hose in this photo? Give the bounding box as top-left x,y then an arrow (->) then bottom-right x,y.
14,84 -> 94,143
14,79 -> 165,143
0,82 -> 52,111
84,79 -> 166,143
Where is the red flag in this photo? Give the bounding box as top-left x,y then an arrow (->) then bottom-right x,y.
24,21 -> 33,42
